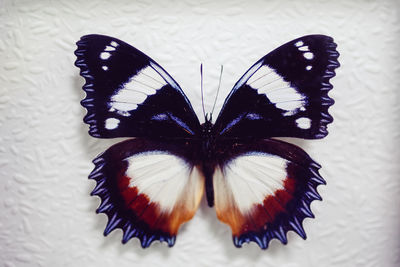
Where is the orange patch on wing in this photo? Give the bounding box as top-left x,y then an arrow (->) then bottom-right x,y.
216,176 -> 297,237
213,168 -> 249,236
160,168 -> 205,235
155,204 -> 198,235
215,202 -> 248,236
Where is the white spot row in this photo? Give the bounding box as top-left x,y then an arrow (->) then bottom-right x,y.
294,40 -> 314,60
100,40 -> 119,60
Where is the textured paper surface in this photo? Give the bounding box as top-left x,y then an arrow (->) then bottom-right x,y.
1,0 -> 400,266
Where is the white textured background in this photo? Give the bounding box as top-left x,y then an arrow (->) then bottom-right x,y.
1,0 -> 400,266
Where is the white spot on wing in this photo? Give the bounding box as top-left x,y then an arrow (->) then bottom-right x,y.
296,117 -> 311,129
102,66 -> 108,71
110,41 -> 119,47
298,45 -> 309,51
304,52 -> 314,60
100,52 -> 111,60
105,118 -> 120,130
109,102 -> 138,112
306,65 -> 312,71
104,45 -> 116,51
108,107 -> 131,117
295,41 -> 304,47
283,109 -> 298,116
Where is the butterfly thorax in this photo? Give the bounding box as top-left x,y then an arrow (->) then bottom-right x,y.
201,117 -> 215,159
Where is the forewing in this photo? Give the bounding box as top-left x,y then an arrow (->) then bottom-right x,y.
89,138 -> 204,247
213,139 -> 325,249
214,35 -> 340,139
75,34 -> 201,138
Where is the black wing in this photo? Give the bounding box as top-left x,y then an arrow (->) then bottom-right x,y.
214,35 -> 340,139
75,34 -> 201,138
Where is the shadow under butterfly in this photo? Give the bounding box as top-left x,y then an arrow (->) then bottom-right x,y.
74,34 -> 340,249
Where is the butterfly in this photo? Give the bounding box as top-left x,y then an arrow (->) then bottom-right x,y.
74,34 -> 339,249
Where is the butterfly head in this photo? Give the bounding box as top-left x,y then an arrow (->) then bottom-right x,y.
202,113 -> 214,136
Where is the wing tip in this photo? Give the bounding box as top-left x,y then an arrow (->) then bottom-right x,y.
299,35 -> 340,140
317,35 -> 340,139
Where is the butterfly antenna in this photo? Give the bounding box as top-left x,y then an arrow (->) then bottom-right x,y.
211,65 -> 223,116
200,63 -> 206,120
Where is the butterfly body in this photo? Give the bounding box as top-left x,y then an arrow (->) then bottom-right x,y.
75,34 -> 339,249
199,117 -> 218,207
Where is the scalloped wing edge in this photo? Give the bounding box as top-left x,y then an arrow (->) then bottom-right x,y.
310,36 -> 340,138
74,37 -> 102,138
88,155 -> 177,248
232,160 -> 325,249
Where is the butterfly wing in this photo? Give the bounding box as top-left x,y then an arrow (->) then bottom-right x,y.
211,35 -> 339,248
214,35 -> 340,139
75,34 -> 201,138
213,139 -> 324,249
89,138 -> 204,247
